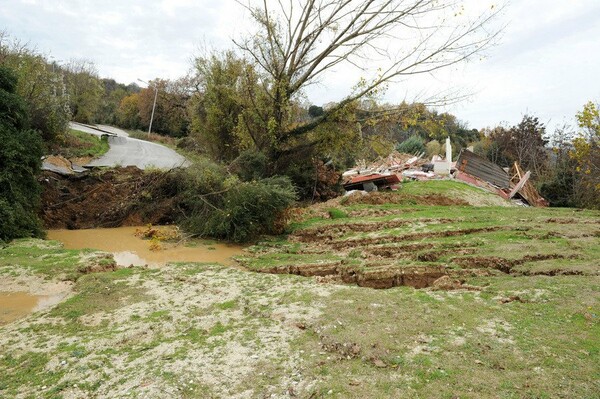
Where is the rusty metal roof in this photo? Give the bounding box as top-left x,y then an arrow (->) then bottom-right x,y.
455,150 -> 510,188
348,174 -> 400,185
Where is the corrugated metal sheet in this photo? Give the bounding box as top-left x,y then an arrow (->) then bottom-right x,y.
348,174 -> 400,184
343,174 -> 401,191
455,150 -> 510,188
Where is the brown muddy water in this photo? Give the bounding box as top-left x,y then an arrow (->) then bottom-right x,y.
47,226 -> 245,268
0,291 -> 67,325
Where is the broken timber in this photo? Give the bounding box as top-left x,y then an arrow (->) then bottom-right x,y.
455,150 -> 548,207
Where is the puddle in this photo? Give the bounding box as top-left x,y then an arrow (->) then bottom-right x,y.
0,291 -> 67,325
47,226 -> 245,267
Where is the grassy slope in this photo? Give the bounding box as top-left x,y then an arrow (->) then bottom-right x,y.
244,181 -> 599,276
1,180 -> 599,398
54,129 -> 110,160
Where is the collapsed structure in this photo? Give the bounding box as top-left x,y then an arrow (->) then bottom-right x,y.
342,141 -> 548,207
454,150 -> 548,207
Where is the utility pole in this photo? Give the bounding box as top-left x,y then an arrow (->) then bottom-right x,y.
137,78 -> 158,137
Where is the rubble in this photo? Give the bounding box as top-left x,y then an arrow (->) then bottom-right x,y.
341,141 -> 548,207
342,150 -> 432,191
455,150 -> 548,207
41,155 -> 87,176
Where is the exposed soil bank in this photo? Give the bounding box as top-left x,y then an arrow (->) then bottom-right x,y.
39,167 -> 174,229
48,227 -> 245,267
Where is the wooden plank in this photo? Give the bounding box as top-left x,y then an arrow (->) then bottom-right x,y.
509,171 -> 531,199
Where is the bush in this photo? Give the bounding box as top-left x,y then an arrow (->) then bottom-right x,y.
198,177 -> 297,242
396,135 -> 426,155
149,160 -> 297,242
229,150 -> 268,181
0,66 -> 43,241
425,140 -> 441,158
327,208 -> 348,219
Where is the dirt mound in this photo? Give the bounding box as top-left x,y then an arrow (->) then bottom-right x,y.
452,256 -> 515,273
291,218 -> 458,242
78,253 -> 118,274
327,226 -> 509,250
341,192 -> 469,206
348,208 -> 420,218
39,167 -> 176,229
452,254 -> 574,274
258,262 -> 447,289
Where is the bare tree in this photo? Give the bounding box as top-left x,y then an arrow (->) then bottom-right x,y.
235,0 -> 502,153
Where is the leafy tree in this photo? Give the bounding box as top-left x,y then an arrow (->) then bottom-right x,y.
0,65 -> 43,241
189,51 -> 247,160
96,78 -> 130,125
138,78 -> 190,137
488,115 -> 549,178
0,31 -> 70,142
233,0 -> 499,169
117,93 -> 142,129
539,125 -> 577,207
426,140 -> 442,158
308,105 -> 324,118
396,135 -> 426,155
570,101 -> 600,208
63,59 -> 104,124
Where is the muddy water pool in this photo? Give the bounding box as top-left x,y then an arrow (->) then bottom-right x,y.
0,291 -> 67,325
47,226 -> 245,267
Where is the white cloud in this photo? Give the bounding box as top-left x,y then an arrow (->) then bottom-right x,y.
1,0 -> 598,131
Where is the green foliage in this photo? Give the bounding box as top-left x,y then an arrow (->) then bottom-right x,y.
149,160 -> 296,242
138,78 -> 189,138
199,177 -> 297,242
308,105 -> 324,118
486,115 -> 548,178
425,140 -> 442,157
327,208 -> 348,219
538,126 -> 577,208
229,150 -> 268,181
117,93 -> 142,129
55,129 -> 109,159
189,52 -> 246,160
95,78 -> 134,125
570,101 -> 600,209
396,134 -> 426,155
279,157 -> 342,201
63,60 -> 104,124
0,66 -> 43,241
0,33 -> 70,141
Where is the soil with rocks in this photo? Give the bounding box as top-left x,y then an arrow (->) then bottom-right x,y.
39,167 -> 176,229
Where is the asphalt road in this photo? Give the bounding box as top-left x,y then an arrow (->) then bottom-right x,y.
69,122 -> 189,170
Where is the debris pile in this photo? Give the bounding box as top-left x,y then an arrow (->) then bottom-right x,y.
341,139 -> 548,207
41,155 -> 87,176
455,150 -> 548,207
342,151 -> 430,192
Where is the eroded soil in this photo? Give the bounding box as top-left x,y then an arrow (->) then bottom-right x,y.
40,167 -> 174,229
243,197 -> 600,290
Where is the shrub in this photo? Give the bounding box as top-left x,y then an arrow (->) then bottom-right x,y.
425,140 -> 441,158
0,66 -> 43,241
229,150 -> 268,181
148,160 -> 297,242
396,135 -> 426,155
180,175 -> 296,242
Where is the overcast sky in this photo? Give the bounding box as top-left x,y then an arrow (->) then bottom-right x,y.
2,0 -> 599,131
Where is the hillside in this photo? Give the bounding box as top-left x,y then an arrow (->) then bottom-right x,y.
1,181 -> 599,398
